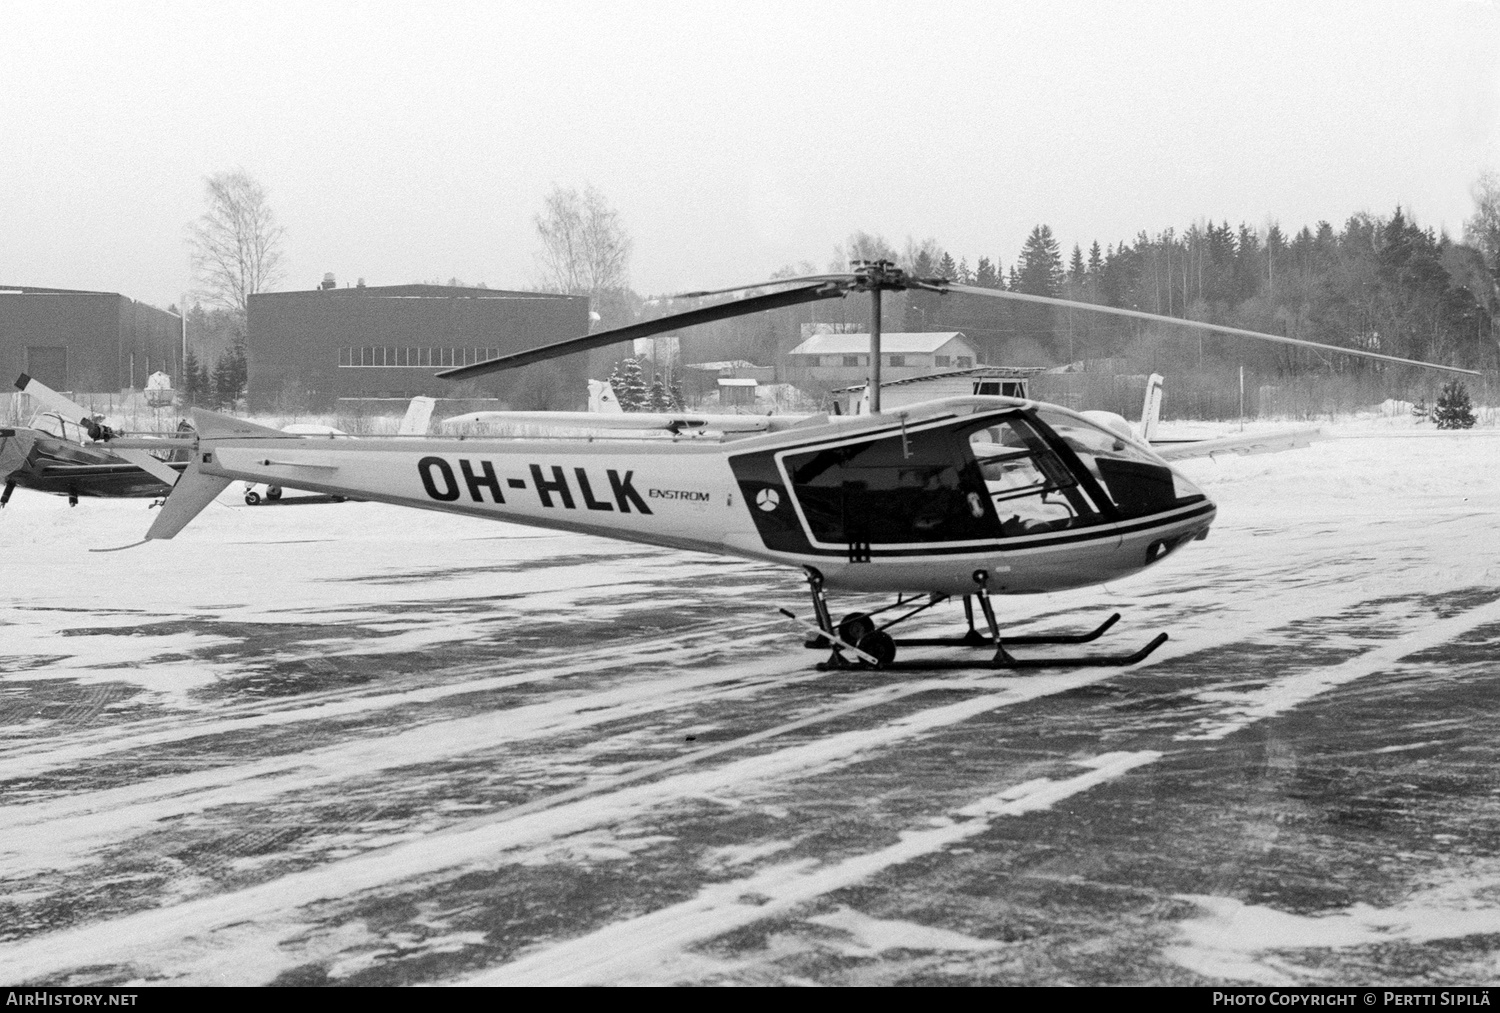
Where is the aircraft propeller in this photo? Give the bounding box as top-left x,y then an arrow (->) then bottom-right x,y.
14,374 -> 185,489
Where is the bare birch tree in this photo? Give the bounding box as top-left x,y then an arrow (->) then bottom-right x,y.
187,168 -> 286,319
1465,170 -> 1500,276
534,183 -> 632,300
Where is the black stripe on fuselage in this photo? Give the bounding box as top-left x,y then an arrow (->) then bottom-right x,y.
780,499 -> 1216,559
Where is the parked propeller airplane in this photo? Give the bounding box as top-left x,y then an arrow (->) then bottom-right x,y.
1,393 -> 436,509
16,261 -> 1479,669
0,410 -> 188,507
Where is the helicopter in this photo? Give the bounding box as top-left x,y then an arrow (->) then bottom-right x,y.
16,261 -> 1479,670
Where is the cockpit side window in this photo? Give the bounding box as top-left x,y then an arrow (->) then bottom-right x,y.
968,418 -> 1100,536
784,424 -> 999,545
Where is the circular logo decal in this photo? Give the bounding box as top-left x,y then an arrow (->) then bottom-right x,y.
756,488 -> 781,512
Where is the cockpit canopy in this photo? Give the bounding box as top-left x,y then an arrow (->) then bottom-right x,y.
28,412 -> 89,445
746,405 -> 1208,550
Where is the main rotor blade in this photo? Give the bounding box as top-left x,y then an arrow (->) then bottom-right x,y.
945,285 -> 1481,377
438,282 -> 846,380
16,373 -> 182,487
666,273 -> 855,300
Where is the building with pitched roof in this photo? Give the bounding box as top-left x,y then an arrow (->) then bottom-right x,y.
784,331 -> 978,386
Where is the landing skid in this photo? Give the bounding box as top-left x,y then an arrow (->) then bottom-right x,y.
785,567 -> 1168,671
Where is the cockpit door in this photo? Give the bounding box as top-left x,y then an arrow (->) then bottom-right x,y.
780,420 -> 1000,552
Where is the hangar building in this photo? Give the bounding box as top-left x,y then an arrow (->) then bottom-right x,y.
246,284 -> 588,407
0,285 -> 182,393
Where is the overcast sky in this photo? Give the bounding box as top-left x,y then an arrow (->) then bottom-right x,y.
2,0 -> 1496,309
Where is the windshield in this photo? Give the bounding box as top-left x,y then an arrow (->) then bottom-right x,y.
29,413 -> 87,443
968,418 -> 1101,535
1032,409 -> 1205,517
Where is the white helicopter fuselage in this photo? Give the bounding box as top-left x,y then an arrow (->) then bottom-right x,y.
182,396 -> 1216,596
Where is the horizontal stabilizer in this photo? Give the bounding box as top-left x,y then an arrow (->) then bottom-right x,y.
145,463 -> 231,540
1154,428 -> 1322,461
190,409 -> 291,439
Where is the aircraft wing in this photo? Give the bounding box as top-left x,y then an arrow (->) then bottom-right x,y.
0,428 -> 34,485
1152,427 -> 1323,461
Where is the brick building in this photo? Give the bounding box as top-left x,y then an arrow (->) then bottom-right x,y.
0,285 -> 182,393
245,284 -> 589,407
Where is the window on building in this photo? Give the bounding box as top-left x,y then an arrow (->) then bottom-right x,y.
842,355 -> 863,367
935,355 -> 951,367
337,345 -> 500,368
956,356 -> 973,368
888,355 -> 906,367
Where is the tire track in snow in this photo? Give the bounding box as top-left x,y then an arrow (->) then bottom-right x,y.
0,651 -> 825,876
0,667 -> 1143,982
7,591 -> 1499,983
452,597 -> 1500,985
464,751 -> 1163,986
1176,598 -> 1500,741
0,623 -> 792,783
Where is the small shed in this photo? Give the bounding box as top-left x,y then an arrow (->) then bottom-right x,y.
717,377 -> 758,407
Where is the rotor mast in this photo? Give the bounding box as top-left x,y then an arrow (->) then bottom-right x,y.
852,259 -> 915,416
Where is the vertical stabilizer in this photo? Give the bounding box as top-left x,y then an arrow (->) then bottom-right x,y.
145,462 -> 231,541
588,380 -> 624,413
1139,373 -> 1164,442
397,396 -> 436,435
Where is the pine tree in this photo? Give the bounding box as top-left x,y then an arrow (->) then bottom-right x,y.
605,361 -> 628,407
668,377 -> 685,410
937,252 -> 957,281
647,373 -> 670,412
974,257 -> 998,289
1016,226 -> 1064,296
181,348 -> 201,405
613,357 -> 648,411
1069,244 -> 1086,283
212,341 -> 248,410
1433,380 -> 1477,429
956,257 -> 973,284
194,357 -> 213,407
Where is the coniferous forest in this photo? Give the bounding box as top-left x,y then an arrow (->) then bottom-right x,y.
652,191 -> 1499,421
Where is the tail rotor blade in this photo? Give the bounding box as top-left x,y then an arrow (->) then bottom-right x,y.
945,285 -> 1481,377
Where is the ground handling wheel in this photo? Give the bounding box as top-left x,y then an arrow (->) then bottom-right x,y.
855,630 -> 896,668
838,612 -> 876,645
266,486 -> 282,501
244,490 -> 261,505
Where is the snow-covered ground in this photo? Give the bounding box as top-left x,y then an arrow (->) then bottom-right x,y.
1,419 -> 1499,985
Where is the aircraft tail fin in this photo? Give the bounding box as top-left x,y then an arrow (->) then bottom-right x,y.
1139,373 -> 1164,442
189,408 -> 287,439
587,380 -> 624,413
397,396 -> 436,435
145,462 -> 231,541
